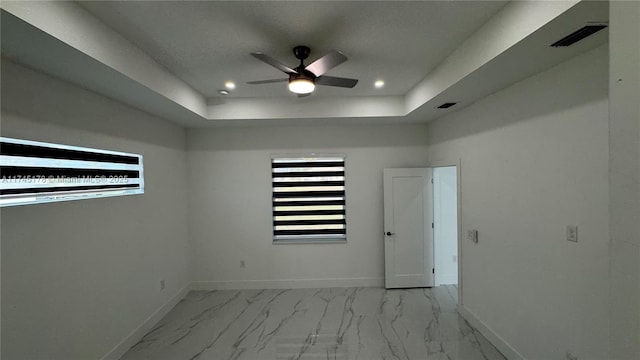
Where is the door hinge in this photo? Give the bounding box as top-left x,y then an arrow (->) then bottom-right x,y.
431,178 -> 434,184
432,222 -> 434,229
432,268 -> 435,274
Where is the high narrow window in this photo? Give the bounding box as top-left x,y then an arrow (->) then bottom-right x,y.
0,137 -> 144,207
272,156 -> 346,242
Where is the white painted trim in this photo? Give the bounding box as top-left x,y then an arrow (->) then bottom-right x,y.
458,306 -> 525,360
405,0 -> 579,113
191,277 -> 384,291
1,1 -> 207,118
456,160 -> 463,308
428,159 -> 463,307
100,283 -> 191,360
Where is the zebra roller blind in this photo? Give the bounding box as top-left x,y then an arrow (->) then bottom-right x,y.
272,156 -> 346,242
0,137 -> 144,207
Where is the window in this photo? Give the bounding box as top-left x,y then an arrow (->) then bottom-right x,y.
0,137 -> 144,207
272,156 -> 346,243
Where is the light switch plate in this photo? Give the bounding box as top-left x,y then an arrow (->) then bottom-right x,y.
567,225 -> 578,242
467,230 -> 478,243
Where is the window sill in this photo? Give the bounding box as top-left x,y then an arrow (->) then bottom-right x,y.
272,239 -> 347,245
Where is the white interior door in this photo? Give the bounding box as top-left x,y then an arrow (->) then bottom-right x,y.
383,168 -> 434,289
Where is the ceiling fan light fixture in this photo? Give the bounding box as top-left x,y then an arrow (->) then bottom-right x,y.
249,46 -> 357,94
288,78 -> 315,94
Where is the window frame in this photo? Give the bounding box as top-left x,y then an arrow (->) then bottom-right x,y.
271,154 -> 347,244
0,137 -> 144,207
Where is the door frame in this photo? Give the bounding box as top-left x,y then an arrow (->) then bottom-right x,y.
428,159 -> 463,308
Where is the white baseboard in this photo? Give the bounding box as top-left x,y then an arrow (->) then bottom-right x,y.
100,283 -> 191,360
458,306 -> 525,360
191,277 -> 384,290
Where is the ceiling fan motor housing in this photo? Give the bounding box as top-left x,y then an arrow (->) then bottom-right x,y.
290,68 -> 316,82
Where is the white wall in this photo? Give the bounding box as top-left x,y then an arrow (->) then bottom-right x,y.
426,45 -> 610,359
187,124 -> 429,289
609,2 -> 640,358
433,166 -> 458,286
0,60 -> 190,360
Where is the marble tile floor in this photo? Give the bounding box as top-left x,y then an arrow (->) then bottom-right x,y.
120,286 -> 505,360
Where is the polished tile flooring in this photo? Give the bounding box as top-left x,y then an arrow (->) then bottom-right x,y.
120,286 -> 505,360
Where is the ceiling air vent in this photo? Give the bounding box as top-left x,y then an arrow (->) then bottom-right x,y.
550,24 -> 607,47
437,102 -> 457,109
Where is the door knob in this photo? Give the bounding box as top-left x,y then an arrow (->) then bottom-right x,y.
386,231 -> 395,236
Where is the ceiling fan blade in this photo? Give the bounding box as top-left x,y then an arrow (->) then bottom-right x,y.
246,78 -> 288,85
251,52 -> 297,74
305,50 -> 347,76
316,75 -> 358,88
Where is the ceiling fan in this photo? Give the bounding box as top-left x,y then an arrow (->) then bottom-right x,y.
247,45 -> 358,96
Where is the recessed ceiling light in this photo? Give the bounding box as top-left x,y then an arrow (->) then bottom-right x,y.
374,80 -> 385,89
218,90 -> 230,96
224,81 -> 236,90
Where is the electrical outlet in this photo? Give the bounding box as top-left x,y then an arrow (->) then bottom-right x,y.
567,225 -> 578,242
159,279 -> 165,291
240,260 -> 246,268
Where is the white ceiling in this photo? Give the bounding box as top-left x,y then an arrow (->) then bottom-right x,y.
78,1 -> 508,98
0,1 -> 608,126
